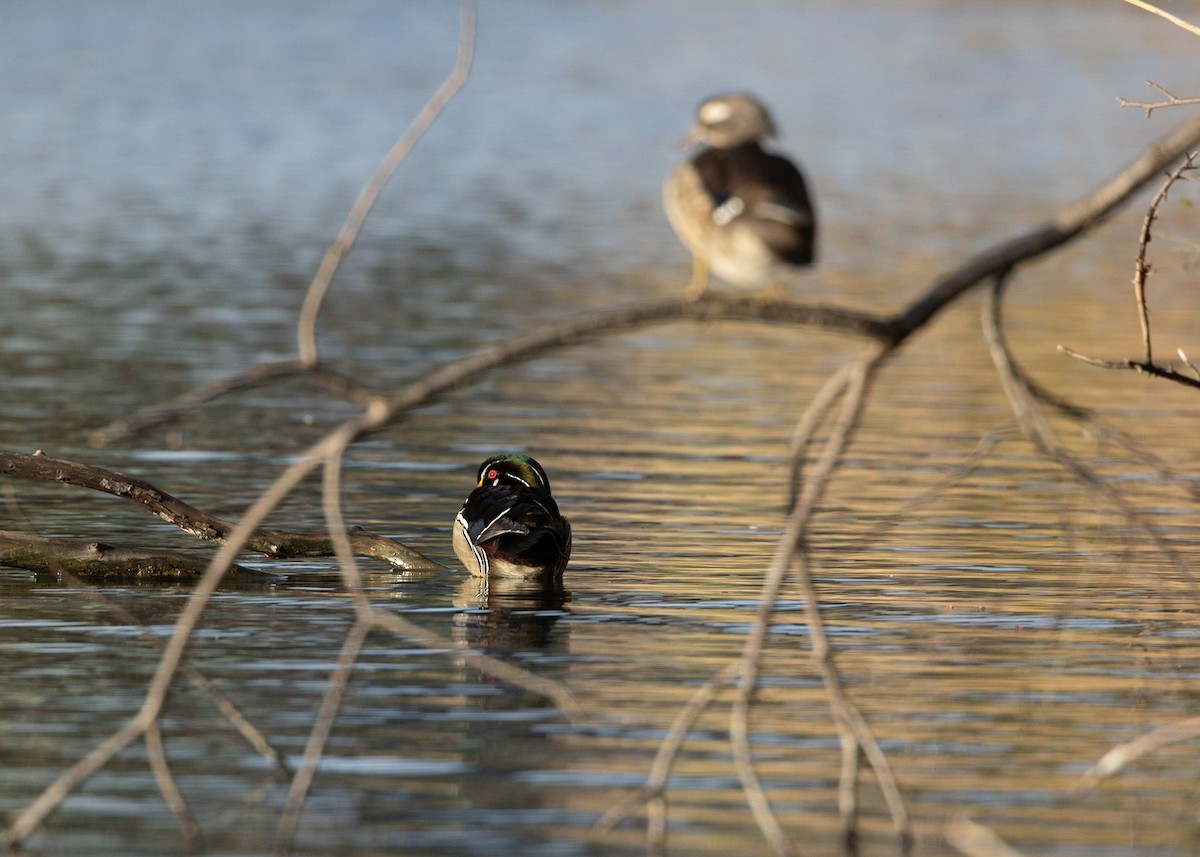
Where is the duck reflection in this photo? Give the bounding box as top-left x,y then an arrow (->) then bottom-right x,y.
452,575 -> 569,654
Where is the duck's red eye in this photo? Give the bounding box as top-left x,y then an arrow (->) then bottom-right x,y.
486,468 -> 499,481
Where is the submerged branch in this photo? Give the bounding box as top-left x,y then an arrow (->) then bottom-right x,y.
0,529 -> 270,582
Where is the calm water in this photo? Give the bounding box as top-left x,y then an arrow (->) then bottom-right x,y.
3,2 -> 1200,855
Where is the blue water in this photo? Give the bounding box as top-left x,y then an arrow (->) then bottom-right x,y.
3,2 -> 1200,856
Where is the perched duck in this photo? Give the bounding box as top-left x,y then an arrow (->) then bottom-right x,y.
453,454 -> 572,580
663,93 -> 817,298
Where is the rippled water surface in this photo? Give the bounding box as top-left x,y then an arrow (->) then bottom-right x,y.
3,2 -> 1200,855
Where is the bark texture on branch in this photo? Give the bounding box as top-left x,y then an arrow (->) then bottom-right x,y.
0,451 -> 445,574
0,530 -> 271,582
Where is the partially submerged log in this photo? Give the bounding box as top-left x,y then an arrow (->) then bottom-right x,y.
0,530 -> 275,583
0,450 -> 447,577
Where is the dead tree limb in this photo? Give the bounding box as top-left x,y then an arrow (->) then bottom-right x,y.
56,567 -> 290,777
94,296 -> 897,446
0,529 -> 269,582
11,19 -> 1200,856
1057,151 -> 1198,383
983,275 -> 1192,581
296,6 -> 476,366
1073,715 -> 1200,792
594,108 -> 1200,855
89,360 -> 381,448
946,816 -> 1029,857
1131,154 -> 1196,362
1119,1 -> 1200,39
1119,83 -> 1200,116
2,411 -> 581,852
0,450 -> 443,572
893,109 -> 1200,341
91,105 -> 1200,460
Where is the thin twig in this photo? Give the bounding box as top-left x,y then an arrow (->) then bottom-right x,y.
1056,345 -> 1200,390
786,360 -> 857,507
0,450 -> 444,571
1073,714 -> 1200,792
145,723 -> 202,849
946,816 -> 1027,857
1119,0 -> 1200,38
275,424 -> 370,855
594,660 -> 742,854
787,352 -> 912,849
986,276 -> 1193,583
1179,347 -> 1200,378
894,107 -> 1200,339
730,345 -> 911,856
1131,153 -> 1196,363
297,5 -> 476,366
274,620 -> 370,857
1118,81 -> 1200,117
89,360 -> 380,448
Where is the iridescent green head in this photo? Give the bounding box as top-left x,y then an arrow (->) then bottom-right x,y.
474,453 -> 553,494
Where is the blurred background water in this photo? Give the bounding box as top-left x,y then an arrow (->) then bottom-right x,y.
3,1 -> 1200,855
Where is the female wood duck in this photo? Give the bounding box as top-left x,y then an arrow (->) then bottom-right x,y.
453,454 -> 572,580
663,93 -> 817,299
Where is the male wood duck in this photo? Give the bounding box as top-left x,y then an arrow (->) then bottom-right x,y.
453,454 -> 572,580
663,93 -> 817,299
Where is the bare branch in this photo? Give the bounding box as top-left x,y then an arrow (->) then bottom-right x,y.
1119,0 -> 1200,39
1131,153 -> 1196,362
1074,715 -> 1200,792
274,619 -> 371,856
986,277 -> 1193,581
894,107 -> 1200,338
275,425 -> 369,855
297,6 -> 477,366
0,529 -> 269,582
594,660 -> 742,853
89,360 -> 379,448
946,816 -> 1028,857
0,450 -> 443,571
1119,81 -> 1200,117
2,428 -> 335,850
1179,347 -> 1200,378
145,723 -> 202,849
730,345 -> 912,854
1056,345 -> 1200,390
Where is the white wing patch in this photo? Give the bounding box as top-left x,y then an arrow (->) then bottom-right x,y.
711,196 -> 746,226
